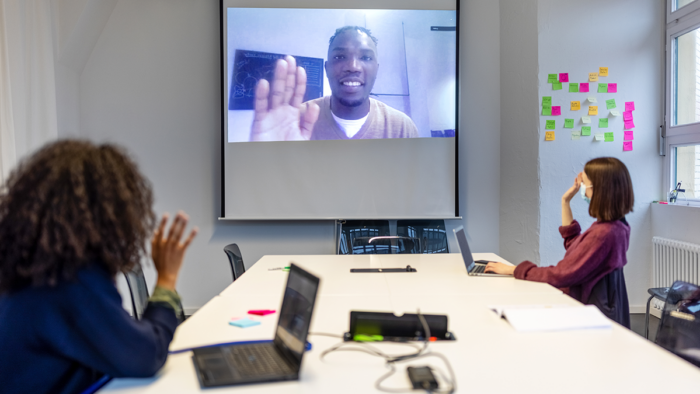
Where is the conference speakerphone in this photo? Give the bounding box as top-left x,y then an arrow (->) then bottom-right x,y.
350,265 -> 417,273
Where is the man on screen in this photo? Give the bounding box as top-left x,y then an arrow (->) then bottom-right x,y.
250,26 -> 419,141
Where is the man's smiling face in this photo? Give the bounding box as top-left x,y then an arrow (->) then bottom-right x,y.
325,29 -> 379,109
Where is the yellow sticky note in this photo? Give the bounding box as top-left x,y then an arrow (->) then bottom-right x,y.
589,106 -> 598,115
589,72 -> 599,82
571,101 -> 581,111
599,67 -> 608,77
545,131 -> 555,141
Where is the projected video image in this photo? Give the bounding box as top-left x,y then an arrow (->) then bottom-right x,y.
225,8 -> 457,142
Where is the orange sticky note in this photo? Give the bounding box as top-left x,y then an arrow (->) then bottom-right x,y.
589,72 -> 599,82
545,131 -> 555,141
588,106 -> 598,116
599,67 -> 608,77
571,101 -> 581,111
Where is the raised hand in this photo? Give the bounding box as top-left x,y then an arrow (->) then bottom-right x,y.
562,172 -> 583,204
250,55 -> 320,141
151,211 -> 198,291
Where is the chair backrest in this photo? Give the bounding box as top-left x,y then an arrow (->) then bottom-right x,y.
223,243 -> 246,281
124,265 -> 149,320
338,220 -> 390,255
655,280 -> 700,367
350,236 -> 420,254
586,268 -> 630,328
396,220 -> 449,253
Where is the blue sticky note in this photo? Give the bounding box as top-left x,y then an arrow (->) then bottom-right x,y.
229,317 -> 261,328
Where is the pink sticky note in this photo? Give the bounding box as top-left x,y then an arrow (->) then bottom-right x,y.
579,83 -> 590,92
559,73 -> 569,82
623,141 -> 633,151
608,83 -> 618,93
624,130 -> 634,140
624,120 -> 635,129
552,106 -> 561,116
625,101 -> 635,111
623,111 -> 633,121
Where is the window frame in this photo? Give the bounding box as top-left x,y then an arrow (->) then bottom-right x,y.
664,0 -> 700,203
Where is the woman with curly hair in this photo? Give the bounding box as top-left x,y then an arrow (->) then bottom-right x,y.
0,140 -> 198,394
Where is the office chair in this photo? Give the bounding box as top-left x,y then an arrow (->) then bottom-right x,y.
586,268 -> 630,329
337,220 -> 390,255
223,243 -> 246,281
654,280 -> 700,368
645,286 -> 670,339
124,265 -> 149,320
396,220 -> 449,253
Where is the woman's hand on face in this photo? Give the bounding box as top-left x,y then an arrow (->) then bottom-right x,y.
151,211 -> 198,291
562,172 -> 583,204
484,262 -> 515,275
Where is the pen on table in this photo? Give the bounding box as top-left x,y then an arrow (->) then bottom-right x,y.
268,266 -> 291,271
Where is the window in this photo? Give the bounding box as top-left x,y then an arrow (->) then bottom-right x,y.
665,0 -> 700,203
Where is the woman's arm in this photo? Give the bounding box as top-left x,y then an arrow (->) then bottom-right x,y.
561,173 -> 582,227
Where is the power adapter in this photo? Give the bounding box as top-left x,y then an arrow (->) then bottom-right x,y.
407,366 -> 438,391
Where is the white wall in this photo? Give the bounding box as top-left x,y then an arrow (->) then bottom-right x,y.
536,0 -> 664,311
54,0 -> 502,311
651,204 -> 700,244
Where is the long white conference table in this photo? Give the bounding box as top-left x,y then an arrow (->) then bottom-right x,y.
102,253 -> 700,393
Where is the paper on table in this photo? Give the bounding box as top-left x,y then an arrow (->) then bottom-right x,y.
581,126 -> 591,136
624,130 -> 634,140
552,106 -> 561,116
594,133 -> 605,141
581,116 -> 591,124
623,141 -> 633,151
589,72 -> 599,82
571,131 -> 581,140
589,106 -> 598,115
493,305 -> 612,333
559,73 -> 569,82
580,83 -> 590,92
598,83 -> 608,93
608,83 -> 617,93
599,118 -> 608,128
610,110 -> 621,116
564,119 -> 574,128
588,96 -> 597,103
548,74 -> 558,83
542,106 -> 552,116
625,101 -> 635,111
545,131 -> 555,141
605,98 -> 616,110
571,101 -> 581,111
605,132 -> 614,142
569,83 -> 579,93
599,67 -> 609,77
546,120 -> 556,130
553,82 -> 563,91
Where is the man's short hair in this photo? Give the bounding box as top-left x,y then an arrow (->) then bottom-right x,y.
585,157 -> 634,222
328,26 -> 379,47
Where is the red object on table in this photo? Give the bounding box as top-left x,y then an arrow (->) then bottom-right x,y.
248,309 -> 276,316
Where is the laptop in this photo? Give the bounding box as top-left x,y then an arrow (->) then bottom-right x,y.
192,263 -> 320,387
453,226 -> 511,277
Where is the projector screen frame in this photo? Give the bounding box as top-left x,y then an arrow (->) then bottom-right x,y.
219,0 -> 460,220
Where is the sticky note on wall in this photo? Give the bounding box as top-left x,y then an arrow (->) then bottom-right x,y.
545,131 -> 556,141
581,116 -> 591,124
623,111 -> 633,121
571,131 -> 581,140
546,120 -> 556,130
548,74 -> 558,83
580,83 -> 590,92
542,96 -> 552,106
553,82 -> 563,91
588,97 -> 597,103
581,126 -> 591,136
542,106 -> 552,116
564,119 -> 574,128
552,106 -> 561,116
608,83 -> 618,93
559,73 -> 569,82
623,141 -> 633,151
589,106 -> 598,115
611,110 -> 621,116
589,73 -> 599,82
624,120 -> 635,129
598,83 -> 608,93
599,118 -> 609,128
571,101 -> 581,111
599,67 -> 609,77
594,133 -> 605,141
625,102 -> 635,111
606,99 -> 616,110
624,130 -> 634,140
604,132 -> 614,142
569,83 -> 579,92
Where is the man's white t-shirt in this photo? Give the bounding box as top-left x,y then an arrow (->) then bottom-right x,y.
331,112 -> 369,138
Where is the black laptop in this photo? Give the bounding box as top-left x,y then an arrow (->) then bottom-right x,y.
192,263 -> 320,387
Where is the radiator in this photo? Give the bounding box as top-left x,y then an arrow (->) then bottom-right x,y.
651,236 -> 700,317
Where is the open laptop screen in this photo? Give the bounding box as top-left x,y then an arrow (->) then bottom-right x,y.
274,264 -> 320,365
453,227 -> 476,271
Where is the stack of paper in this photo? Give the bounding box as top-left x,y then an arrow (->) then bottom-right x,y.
490,305 -> 612,332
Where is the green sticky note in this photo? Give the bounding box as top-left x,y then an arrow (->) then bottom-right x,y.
581,126 -> 591,136
548,74 -> 558,83
546,120 -> 556,130
553,82 -> 563,91
606,99 -> 616,110
569,83 -> 579,93
599,118 -> 609,128
598,83 -> 608,93
542,96 -> 552,106
604,132 -> 614,142
542,106 -> 552,116
564,118 -> 574,128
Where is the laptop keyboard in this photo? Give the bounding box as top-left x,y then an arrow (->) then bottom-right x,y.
225,344 -> 295,378
471,264 -> 486,274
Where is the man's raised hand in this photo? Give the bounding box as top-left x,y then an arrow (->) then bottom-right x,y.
250,55 -> 320,141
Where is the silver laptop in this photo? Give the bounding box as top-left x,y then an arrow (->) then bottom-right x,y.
453,227 -> 511,277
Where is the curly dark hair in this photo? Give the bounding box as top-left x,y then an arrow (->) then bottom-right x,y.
0,140 -> 156,293
328,26 -> 379,47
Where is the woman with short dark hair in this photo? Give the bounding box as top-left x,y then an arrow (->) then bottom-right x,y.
0,140 -> 197,394
486,157 -> 634,321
